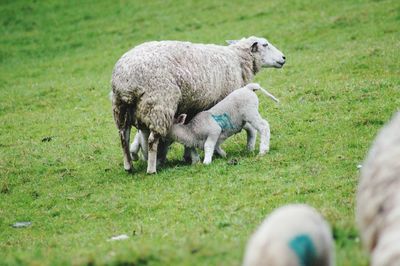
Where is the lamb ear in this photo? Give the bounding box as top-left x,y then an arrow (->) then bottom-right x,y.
251,42 -> 258,52
176,114 -> 187,125
226,40 -> 238,45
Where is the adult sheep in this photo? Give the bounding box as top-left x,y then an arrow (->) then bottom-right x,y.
111,36 -> 286,173
356,112 -> 400,266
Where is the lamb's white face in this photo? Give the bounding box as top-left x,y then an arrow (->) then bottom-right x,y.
254,37 -> 286,68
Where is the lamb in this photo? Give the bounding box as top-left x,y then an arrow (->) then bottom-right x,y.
111,36 -> 285,173
243,204 -> 335,266
167,83 -> 278,164
356,112 -> 400,266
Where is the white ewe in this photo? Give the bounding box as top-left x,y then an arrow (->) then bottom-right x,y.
111,36 -> 285,173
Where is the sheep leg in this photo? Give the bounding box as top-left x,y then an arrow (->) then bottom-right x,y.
139,129 -> 149,161
156,138 -> 171,166
244,122 -> 257,151
112,99 -> 133,172
135,130 -> 169,165
147,131 -> 160,174
183,146 -> 192,163
118,127 -> 132,171
138,138 -> 169,165
190,148 -> 200,164
203,135 -> 218,165
215,144 -> 227,158
246,114 -> 270,155
130,131 -> 141,161
183,147 -> 200,164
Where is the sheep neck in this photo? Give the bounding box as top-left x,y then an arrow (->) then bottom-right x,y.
232,47 -> 256,84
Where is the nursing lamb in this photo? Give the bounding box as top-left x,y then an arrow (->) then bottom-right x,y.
168,83 -> 278,165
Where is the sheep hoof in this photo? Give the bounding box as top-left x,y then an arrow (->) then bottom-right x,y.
191,155 -> 201,164
146,164 -> 157,174
216,150 -> 227,158
124,162 -> 133,172
191,160 -> 200,165
124,167 -> 133,173
146,169 -> 157,174
259,148 -> 269,155
183,155 -> 192,164
131,153 -> 139,161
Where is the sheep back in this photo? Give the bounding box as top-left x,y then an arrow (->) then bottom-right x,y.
356,112 -> 400,264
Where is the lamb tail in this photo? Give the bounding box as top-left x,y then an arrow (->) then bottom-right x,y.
246,83 -> 280,103
258,87 -> 280,103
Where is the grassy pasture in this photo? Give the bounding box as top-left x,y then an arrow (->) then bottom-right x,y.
0,0 -> 399,265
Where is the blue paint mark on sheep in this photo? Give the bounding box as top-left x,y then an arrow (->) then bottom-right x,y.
212,113 -> 234,130
289,234 -> 317,266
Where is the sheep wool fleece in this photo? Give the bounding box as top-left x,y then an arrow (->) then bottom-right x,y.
111,39 -> 258,137
356,112 -> 400,266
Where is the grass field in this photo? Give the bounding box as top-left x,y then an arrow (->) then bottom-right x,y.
1,0 -> 399,265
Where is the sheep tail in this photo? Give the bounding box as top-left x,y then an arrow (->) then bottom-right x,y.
259,87 -> 280,103
246,83 -> 280,103
111,88 -> 136,130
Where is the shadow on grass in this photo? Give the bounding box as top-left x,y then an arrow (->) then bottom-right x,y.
104,145 -> 279,179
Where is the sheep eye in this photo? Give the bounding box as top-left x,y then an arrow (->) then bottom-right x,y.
263,43 -> 268,47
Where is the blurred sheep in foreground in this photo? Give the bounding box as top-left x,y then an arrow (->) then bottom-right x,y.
356,112 -> 400,266
243,204 -> 334,266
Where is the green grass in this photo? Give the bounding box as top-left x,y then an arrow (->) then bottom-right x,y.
0,0 -> 399,265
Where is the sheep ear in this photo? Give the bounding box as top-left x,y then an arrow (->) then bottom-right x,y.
226,40 -> 238,45
251,42 -> 258,52
176,114 -> 187,125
